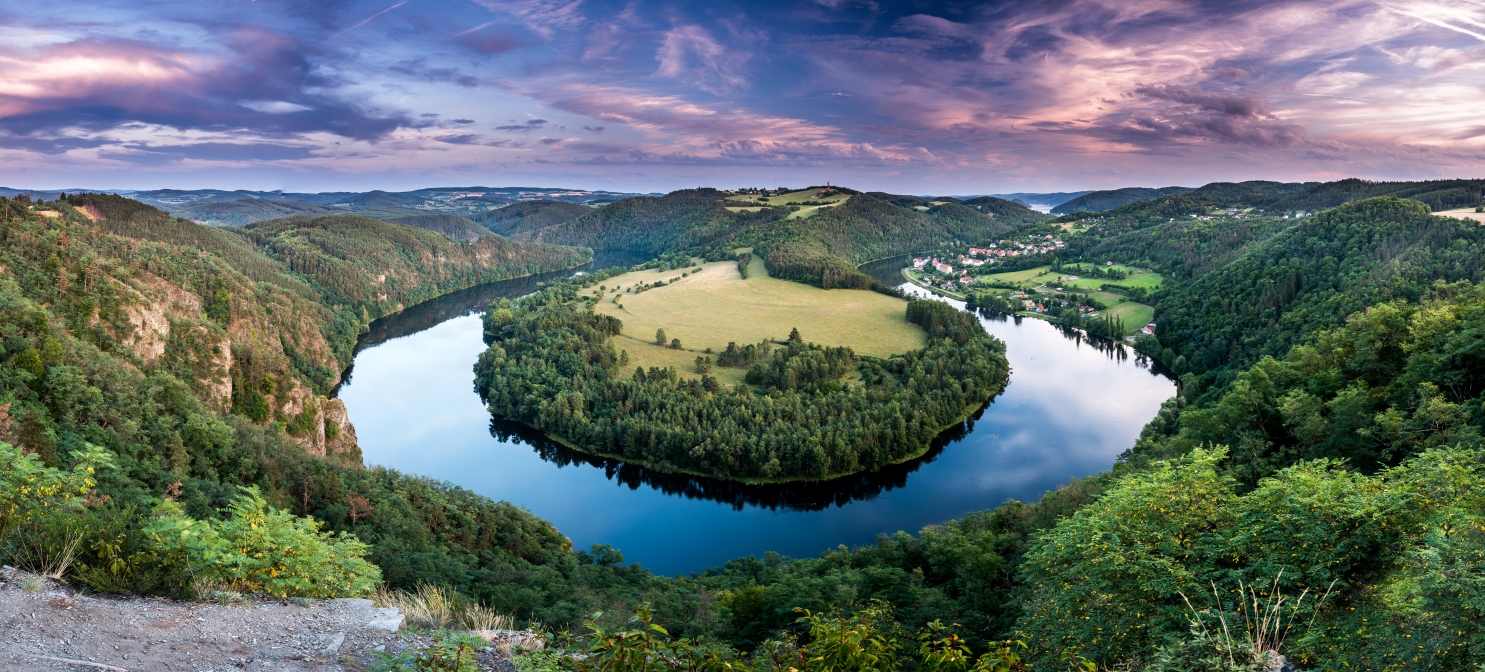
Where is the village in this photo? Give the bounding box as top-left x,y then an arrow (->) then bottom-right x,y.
902,239 -> 1161,340
906,233 -> 1069,293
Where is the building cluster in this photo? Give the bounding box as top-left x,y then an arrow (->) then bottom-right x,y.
961,235 -> 1066,260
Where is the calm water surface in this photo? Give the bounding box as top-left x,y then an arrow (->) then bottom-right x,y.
339,255 -> 1175,575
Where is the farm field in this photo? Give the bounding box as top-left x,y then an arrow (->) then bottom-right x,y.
615,334 -> 749,385
588,257 -> 926,380
725,187 -> 848,206
725,187 -> 850,220
1437,207 -> 1485,224
983,264 -> 1163,292
1099,301 -> 1155,332
961,263 -> 1159,336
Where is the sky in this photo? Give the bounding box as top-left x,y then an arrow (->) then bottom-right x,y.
1,0 -> 1483,194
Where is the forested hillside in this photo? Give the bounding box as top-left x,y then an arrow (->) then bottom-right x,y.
535,188 -> 1044,290
1156,198 -> 1485,379
0,193 -> 614,623
175,197 -> 334,226
336,209 -> 492,241
473,199 -> 590,238
1051,185 -> 1193,213
239,215 -> 588,321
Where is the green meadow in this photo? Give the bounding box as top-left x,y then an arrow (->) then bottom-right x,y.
586,255 -> 925,382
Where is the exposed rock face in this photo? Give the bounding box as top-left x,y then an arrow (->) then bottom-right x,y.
322,398 -> 361,463
265,384 -> 361,464
120,273 -> 202,364
111,271 -> 358,459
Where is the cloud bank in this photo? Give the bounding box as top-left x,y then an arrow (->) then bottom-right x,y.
0,0 -> 1482,191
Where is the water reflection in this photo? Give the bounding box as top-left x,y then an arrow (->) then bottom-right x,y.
338,250 -> 648,390
488,403 -> 988,512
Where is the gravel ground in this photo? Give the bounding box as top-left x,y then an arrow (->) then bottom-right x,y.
0,566 -> 516,671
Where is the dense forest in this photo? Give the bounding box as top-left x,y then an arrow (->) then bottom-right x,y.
339,209 -> 492,241
174,197 -> 335,226
473,199 -> 591,239
473,280 -> 1008,481
1051,185 -> 1196,213
6,180 -> 1485,671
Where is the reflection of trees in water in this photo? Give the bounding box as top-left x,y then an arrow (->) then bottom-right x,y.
335,250 -> 649,392
488,401 -> 992,513
971,297 -> 1172,377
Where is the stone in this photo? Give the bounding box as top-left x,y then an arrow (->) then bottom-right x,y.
329,598 -> 374,611
365,608 -> 404,632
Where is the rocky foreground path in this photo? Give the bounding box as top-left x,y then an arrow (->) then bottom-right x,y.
0,567 -> 514,671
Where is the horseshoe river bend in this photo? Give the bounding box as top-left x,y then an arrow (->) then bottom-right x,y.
337,253 -> 1176,576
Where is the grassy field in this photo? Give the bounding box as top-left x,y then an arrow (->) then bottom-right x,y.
726,187 -> 848,206
969,264 -> 1159,336
1438,207 -> 1485,224
983,264 -> 1164,292
725,188 -> 850,220
613,334 -> 749,385
1100,301 -> 1155,331
588,257 -> 925,381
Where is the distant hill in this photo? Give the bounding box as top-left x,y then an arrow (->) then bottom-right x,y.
1055,178 -> 1485,226
128,186 -> 643,216
348,208 -> 491,241
1250,178 -> 1485,212
170,197 -> 493,240
987,191 -> 1094,209
175,198 -> 335,226
1051,186 -> 1193,214
472,200 -> 591,239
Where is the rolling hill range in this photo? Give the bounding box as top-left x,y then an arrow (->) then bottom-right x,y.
531,187 -> 1049,289
172,197 -> 335,225
1051,185 -> 1195,213
1048,178 -> 1485,215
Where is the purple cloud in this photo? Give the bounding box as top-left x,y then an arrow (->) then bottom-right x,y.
2,0 -> 1483,190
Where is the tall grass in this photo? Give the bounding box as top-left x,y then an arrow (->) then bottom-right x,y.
378,583 -> 513,631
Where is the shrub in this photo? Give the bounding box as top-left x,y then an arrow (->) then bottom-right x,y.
146,486 -> 381,598
372,631 -> 485,672
0,442 -> 111,543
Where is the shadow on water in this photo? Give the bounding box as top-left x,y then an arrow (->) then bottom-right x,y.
337,249 -> 649,391
488,398 -> 997,513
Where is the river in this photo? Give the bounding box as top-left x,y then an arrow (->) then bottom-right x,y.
338,254 -> 1176,575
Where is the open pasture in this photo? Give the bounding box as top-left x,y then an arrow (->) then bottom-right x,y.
1100,301 -> 1155,332
984,264 -> 1163,292
726,187 -> 849,206
589,257 -> 925,366
724,187 -> 850,220
1437,207 -> 1485,224
615,335 -> 750,385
